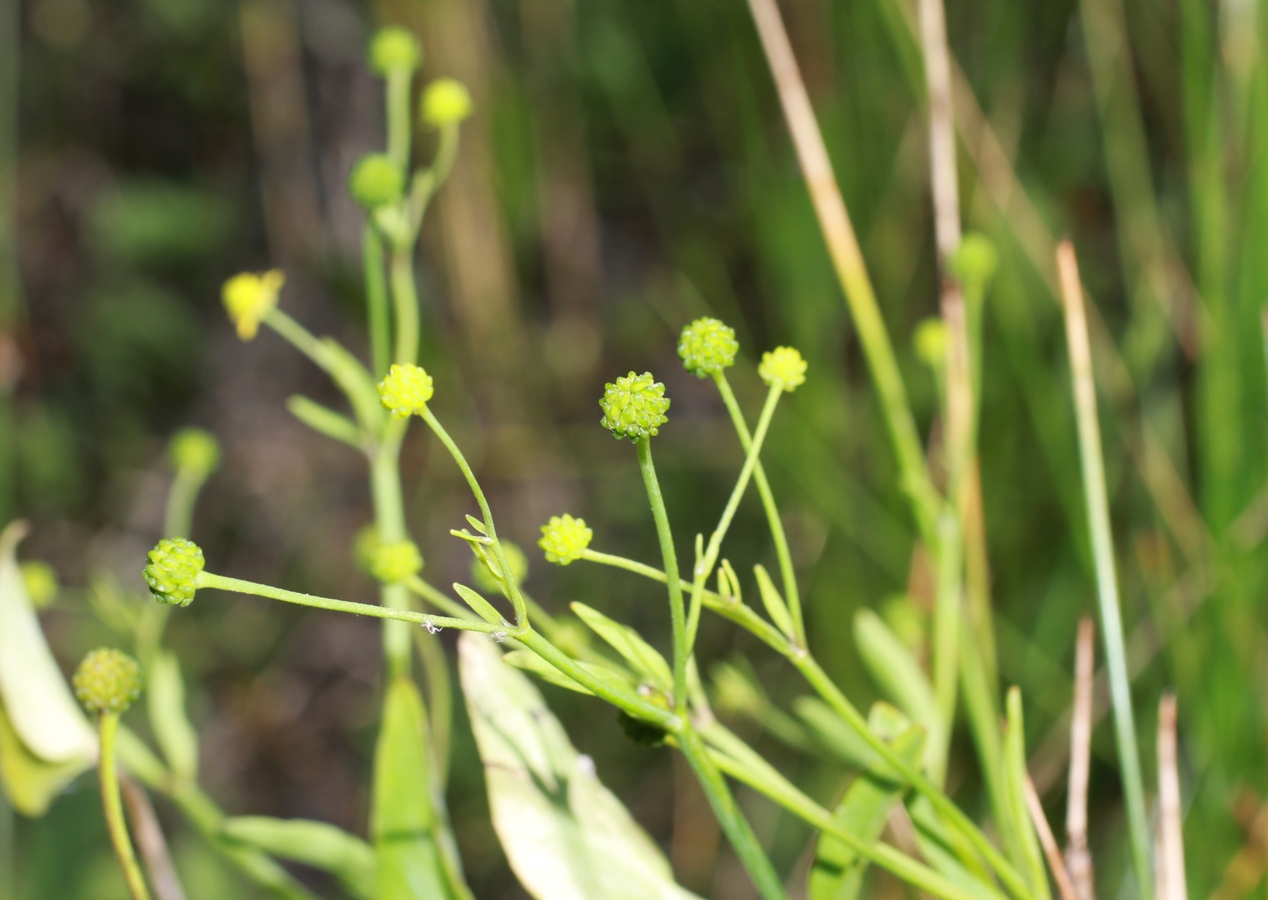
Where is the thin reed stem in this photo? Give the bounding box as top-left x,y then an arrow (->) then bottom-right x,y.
635,436 -> 688,711
99,713 -> 152,900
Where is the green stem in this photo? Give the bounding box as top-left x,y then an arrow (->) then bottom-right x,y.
364,224 -> 391,376
421,408 -> 529,625
195,571 -> 507,635
686,386 -> 782,649
405,575 -> 479,621
163,469 -> 207,541
389,245 -> 419,366
263,309 -> 331,372
386,70 -> 412,170
930,508 -> 961,785
635,437 -> 688,711
99,713 -> 151,900
676,725 -> 787,900
714,373 -> 803,644
371,418 -> 414,675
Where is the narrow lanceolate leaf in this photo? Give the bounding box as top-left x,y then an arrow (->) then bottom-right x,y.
793,696 -> 877,768
147,651 -> 199,781
286,395 -> 363,449
853,609 -> 945,777
222,816 -> 377,900
458,634 -> 701,900
809,726 -> 925,900
371,675 -> 449,900
1003,689 -> 1050,900
0,521 -> 95,814
501,650 -> 634,697
570,602 -> 673,692
753,564 -> 794,637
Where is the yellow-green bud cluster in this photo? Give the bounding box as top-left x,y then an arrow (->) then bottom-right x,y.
369,27 -> 421,76
950,233 -> 998,293
421,79 -> 473,127
471,541 -> 528,593
169,427 -> 221,477
599,372 -> 670,441
913,318 -> 948,370
144,537 -> 205,607
349,154 -> 405,210
378,363 -> 434,418
223,270 -> 284,341
538,514 -> 592,566
20,561 -> 58,609
757,347 -> 807,393
369,539 -> 423,584
73,648 -> 143,716
678,317 -> 738,378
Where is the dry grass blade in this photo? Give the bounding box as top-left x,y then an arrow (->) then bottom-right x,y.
1066,616 -> 1096,900
1157,694 -> 1187,900
1024,775 -> 1079,900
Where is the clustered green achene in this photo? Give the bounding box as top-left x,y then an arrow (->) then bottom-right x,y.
141,303 -> 1035,900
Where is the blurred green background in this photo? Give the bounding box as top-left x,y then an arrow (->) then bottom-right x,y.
2,0 -> 1266,896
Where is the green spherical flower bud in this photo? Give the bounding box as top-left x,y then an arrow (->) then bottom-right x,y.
73,648 -> 143,716
370,539 -> 423,584
472,542 -> 528,593
223,270 -> 284,341
421,78 -> 473,127
757,347 -> 807,393
143,537 -> 205,607
913,318 -> 948,370
950,233 -> 999,294
678,317 -> 739,378
538,514 -> 592,566
349,154 -> 405,210
378,363 -> 434,418
369,26 -> 421,76
353,524 -> 381,575
169,427 -> 221,477
599,372 -> 670,441
20,560 -> 58,609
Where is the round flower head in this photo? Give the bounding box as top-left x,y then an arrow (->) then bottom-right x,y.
369,26 -> 422,76
758,347 -> 807,393
370,539 -> 423,584
421,79 -> 473,127
169,427 -> 221,478
472,541 -> 528,593
950,233 -> 999,293
599,372 -> 670,441
144,537 -> 205,607
539,514 -> 592,566
378,363 -> 434,418
20,560 -> 58,609
73,649 -> 143,716
913,318 -> 948,370
223,270 -> 284,341
678,317 -> 738,378
349,154 -> 405,210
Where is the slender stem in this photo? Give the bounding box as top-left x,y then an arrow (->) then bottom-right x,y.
686,385 -> 782,648
420,408 -> 529,625
163,470 -> 206,541
930,508 -> 961,785
99,713 -> 151,900
635,437 -> 688,711
364,224 -> 391,376
676,725 -> 787,900
386,70 -> 412,170
390,245 -> 420,366
371,418 -> 414,675
263,308 -> 331,372
195,571 -> 506,635
1057,242 -> 1151,899
405,575 -> 478,621
714,374 -> 803,643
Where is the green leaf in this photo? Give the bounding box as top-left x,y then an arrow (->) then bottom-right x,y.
458,633 -> 700,900
287,396 -> 363,449
1004,688 -> 1051,900
452,583 -> 503,624
223,816 -> 377,900
147,651 -> 199,781
853,609 -> 945,775
753,564 -> 794,637
793,697 -> 877,768
570,602 -> 672,692
501,650 -> 633,697
371,675 -> 449,900
0,521 -> 95,814
809,726 -> 924,900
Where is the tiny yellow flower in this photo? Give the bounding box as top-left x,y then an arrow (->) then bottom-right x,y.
757,347 -> 807,393
421,79 -> 473,127
378,363 -> 434,418
539,514 -> 592,566
222,270 -> 285,341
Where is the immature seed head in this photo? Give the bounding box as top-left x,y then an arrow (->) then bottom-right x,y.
472,541 -> 528,593
950,233 -> 999,294
757,347 -> 807,393
73,649 -> 143,716
169,427 -> 221,478
349,154 -> 405,210
370,539 -> 423,584
223,270 -> 284,341
678,317 -> 738,378
20,561 -> 58,609
913,318 -> 948,370
369,26 -> 421,76
378,363 -> 434,418
144,537 -> 205,607
421,79 -> 473,127
599,372 -> 670,441
538,515 -> 592,566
